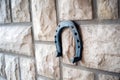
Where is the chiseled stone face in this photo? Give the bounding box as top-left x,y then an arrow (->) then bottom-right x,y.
11,0 -> 30,22
58,0 -> 92,20
0,25 -> 33,56
0,54 -> 5,77
35,43 -> 60,80
0,0 -> 11,23
62,24 -> 120,73
0,77 -> 6,80
98,74 -> 120,80
5,55 -> 20,80
32,0 -> 57,41
37,77 -> 50,80
97,0 -> 118,19
62,29 -> 75,64
63,66 -> 94,80
20,57 -> 35,80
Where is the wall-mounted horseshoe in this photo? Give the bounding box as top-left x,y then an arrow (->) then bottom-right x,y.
54,21 -> 83,63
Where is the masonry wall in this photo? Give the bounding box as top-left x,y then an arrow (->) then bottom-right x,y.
0,0 -> 120,80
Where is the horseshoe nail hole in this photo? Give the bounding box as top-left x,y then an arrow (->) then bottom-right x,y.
55,36 -> 56,38
78,46 -> 80,48
55,41 -> 57,43
58,25 -> 60,27
56,30 -> 57,32
77,39 -> 80,42
71,26 -> 74,29
75,32 -> 77,35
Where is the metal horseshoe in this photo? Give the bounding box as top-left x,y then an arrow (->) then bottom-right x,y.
54,21 -> 83,63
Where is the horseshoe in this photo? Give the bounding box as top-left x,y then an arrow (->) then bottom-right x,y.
54,21 -> 83,63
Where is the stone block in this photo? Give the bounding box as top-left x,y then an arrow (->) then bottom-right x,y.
37,77 -> 51,80
58,0 -> 92,20
63,66 -> 94,80
97,0 -> 118,19
5,55 -> 20,80
11,0 -> 30,22
0,77 -> 6,80
20,57 -> 35,80
35,43 -> 60,80
0,0 -> 11,23
32,0 -> 57,41
98,74 -> 120,80
0,54 -> 5,77
0,25 -> 33,56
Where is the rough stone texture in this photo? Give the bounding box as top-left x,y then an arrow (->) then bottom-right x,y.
58,0 -> 92,20
63,66 -> 94,80
62,29 -> 75,64
119,1 -> 120,17
37,77 -> 51,80
0,25 -> 33,56
5,55 -> 20,80
0,77 -> 6,80
0,54 -> 5,77
98,74 -> 120,80
11,0 -> 30,22
32,0 -> 57,41
97,0 -> 118,19
62,24 -> 120,73
0,0 -> 11,23
35,43 -> 60,80
20,57 -> 35,80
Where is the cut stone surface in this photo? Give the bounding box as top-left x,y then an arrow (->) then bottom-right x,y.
62,29 -> 75,64
5,55 -> 20,80
0,77 -> 6,80
0,54 -> 5,77
98,74 -> 120,80
63,66 -> 94,80
35,43 -> 60,80
32,0 -> 57,41
97,0 -> 118,19
20,57 -> 35,80
62,24 -> 120,73
11,0 -> 30,22
37,77 -> 51,80
0,0 -> 11,23
58,0 -> 92,20
0,25 -> 33,56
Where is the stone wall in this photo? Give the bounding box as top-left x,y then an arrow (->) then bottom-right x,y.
0,0 -> 120,80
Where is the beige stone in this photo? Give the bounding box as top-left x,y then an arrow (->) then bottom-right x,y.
63,66 -> 94,80
0,25 -> 33,56
20,57 -> 35,80
62,29 -> 75,64
35,43 -> 60,80
32,0 -> 57,41
97,0 -> 118,19
11,0 -> 30,22
119,1 -> 120,17
5,55 -> 20,80
58,0 -> 92,20
37,77 -> 51,80
0,0 -> 11,23
98,74 -> 120,80
62,24 -> 120,73
0,54 -> 5,77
